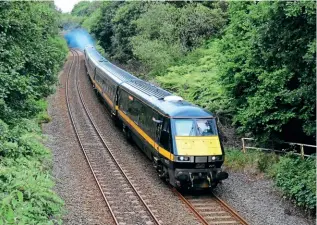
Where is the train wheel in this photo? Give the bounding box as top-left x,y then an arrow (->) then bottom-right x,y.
95,91 -> 103,103
111,114 -> 121,128
126,129 -> 132,142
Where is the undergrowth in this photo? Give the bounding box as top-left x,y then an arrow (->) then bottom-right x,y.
36,100 -> 52,124
0,111 -> 64,224
270,156 -> 316,212
224,149 -> 316,214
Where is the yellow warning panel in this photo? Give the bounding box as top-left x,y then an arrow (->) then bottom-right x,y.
175,136 -> 222,156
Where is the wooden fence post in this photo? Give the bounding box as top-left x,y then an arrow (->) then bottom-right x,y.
242,138 -> 246,153
300,145 -> 304,159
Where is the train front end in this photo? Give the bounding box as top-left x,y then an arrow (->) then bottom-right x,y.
171,118 -> 228,189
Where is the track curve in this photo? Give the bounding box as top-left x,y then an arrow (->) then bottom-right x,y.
66,49 -> 161,225
66,49 -> 249,225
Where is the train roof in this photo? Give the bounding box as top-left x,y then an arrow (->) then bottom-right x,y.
120,81 -> 212,118
84,46 -> 214,118
85,46 -> 136,83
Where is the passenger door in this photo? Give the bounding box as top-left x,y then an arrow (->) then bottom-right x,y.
156,117 -> 172,161
154,115 -> 162,154
160,119 -> 171,152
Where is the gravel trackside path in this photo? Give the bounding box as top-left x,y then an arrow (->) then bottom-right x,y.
43,52 -> 114,225
213,172 -> 315,225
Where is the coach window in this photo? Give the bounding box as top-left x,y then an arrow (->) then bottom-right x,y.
127,95 -> 139,123
119,90 -> 128,113
111,86 -> 115,99
133,99 -> 142,124
159,118 -> 171,152
90,61 -> 94,72
145,106 -> 154,135
106,82 -> 109,94
151,111 -> 160,139
108,83 -> 111,94
102,79 -> 106,92
95,74 -> 99,83
138,102 -> 146,129
108,85 -> 112,98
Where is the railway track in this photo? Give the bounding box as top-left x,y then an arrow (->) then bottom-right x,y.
66,49 -> 248,225
66,49 -> 161,225
173,189 -> 249,225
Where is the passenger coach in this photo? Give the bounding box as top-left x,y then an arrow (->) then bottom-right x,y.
84,46 -> 228,189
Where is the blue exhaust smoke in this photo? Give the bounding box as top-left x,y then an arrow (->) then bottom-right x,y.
64,28 -> 95,50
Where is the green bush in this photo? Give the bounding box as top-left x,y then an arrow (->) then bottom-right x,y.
35,100 -> 51,124
0,2 -> 68,124
270,156 -> 316,211
82,8 -> 102,32
155,39 -> 233,119
131,3 -> 227,75
0,157 -> 63,225
0,119 -> 64,224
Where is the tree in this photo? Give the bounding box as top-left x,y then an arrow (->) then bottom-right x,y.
110,1 -> 147,62
0,2 -> 68,123
131,2 -> 227,74
219,2 -> 316,144
71,1 -> 100,17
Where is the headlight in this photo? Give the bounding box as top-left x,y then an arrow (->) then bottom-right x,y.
209,155 -> 222,162
177,156 -> 190,161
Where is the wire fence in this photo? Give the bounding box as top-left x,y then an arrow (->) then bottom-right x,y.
241,138 -> 316,159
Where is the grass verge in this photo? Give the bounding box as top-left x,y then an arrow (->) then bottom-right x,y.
224,148 -> 316,214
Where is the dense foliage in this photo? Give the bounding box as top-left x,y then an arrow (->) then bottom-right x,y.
271,156 -> 316,211
156,39 -> 232,119
219,2 -> 316,144
0,119 -> 64,224
91,2 -> 227,74
224,148 -> 279,174
0,1 -> 68,124
0,2 -> 67,224
59,1 -> 102,31
130,2 -> 227,74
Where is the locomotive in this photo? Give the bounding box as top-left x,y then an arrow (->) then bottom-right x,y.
83,46 -> 228,189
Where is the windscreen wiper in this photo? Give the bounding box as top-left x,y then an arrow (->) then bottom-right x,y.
189,123 -> 195,136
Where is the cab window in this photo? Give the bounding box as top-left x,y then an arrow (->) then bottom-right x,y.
196,119 -> 217,136
174,119 -> 218,136
174,119 -> 195,136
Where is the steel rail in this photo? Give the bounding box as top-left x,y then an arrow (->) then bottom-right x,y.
172,188 -> 249,225
172,188 -> 210,225
66,49 -> 118,224
68,49 -> 161,225
212,193 -> 249,225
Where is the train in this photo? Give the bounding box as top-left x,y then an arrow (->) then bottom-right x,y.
83,45 -> 228,189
